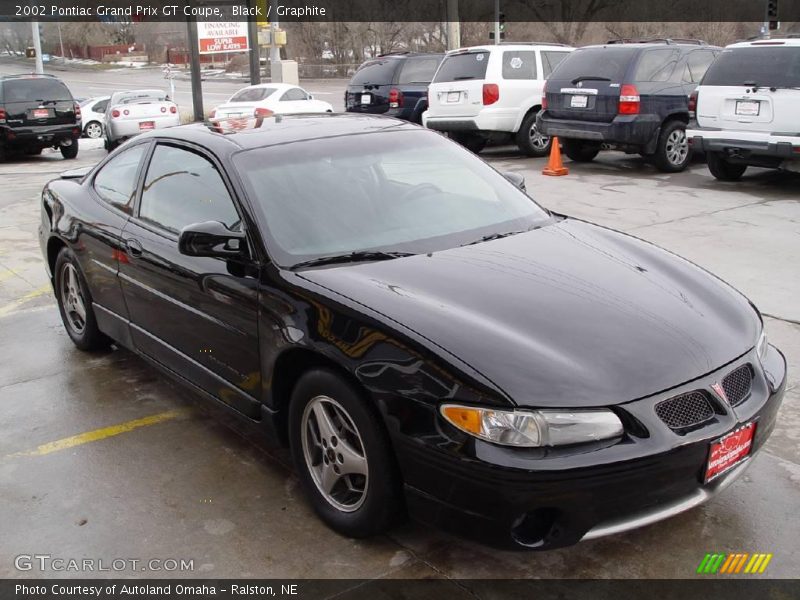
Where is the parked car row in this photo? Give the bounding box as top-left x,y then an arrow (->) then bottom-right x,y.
345,37 -> 800,180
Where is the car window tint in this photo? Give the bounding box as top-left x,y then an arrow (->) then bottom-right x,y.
397,57 -> 441,84
93,145 -> 146,211
683,50 -> 716,83
547,47 -> 636,82
541,51 -> 570,78
93,99 -> 108,113
350,60 -> 397,85
4,78 -> 72,102
702,47 -> 800,87
139,145 -> 239,234
230,87 -> 276,102
113,91 -> 167,105
433,52 -> 490,83
280,88 -> 307,101
502,51 -> 537,80
634,49 -> 680,82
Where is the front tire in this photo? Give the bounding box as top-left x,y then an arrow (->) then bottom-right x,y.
60,140 -> 79,159
84,121 -> 103,138
563,139 -> 600,162
706,152 -> 748,181
289,369 -> 403,538
653,120 -> 691,172
54,247 -> 111,351
515,112 -> 551,157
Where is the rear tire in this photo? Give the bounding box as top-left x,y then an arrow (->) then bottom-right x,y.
515,112 -> 551,157
54,247 -> 111,351
104,137 -> 119,153
706,152 -> 748,181
653,120 -> 691,172
451,132 -> 487,154
562,139 -> 600,162
288,368 -> 403,538
60,140 -> 79,159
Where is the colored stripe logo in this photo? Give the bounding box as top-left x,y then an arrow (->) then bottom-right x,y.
697,553 -> 772,574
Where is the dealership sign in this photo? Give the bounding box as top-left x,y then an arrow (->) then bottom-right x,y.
197,22 -> 249,55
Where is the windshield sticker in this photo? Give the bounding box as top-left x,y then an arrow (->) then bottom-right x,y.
476,54 -> 484,61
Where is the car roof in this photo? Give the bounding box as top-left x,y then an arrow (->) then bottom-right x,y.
727,38 -> 800,49
237,82 -> 299,91
0,73 -> 61,81
138,113 -> 419,154
579,42 -> 714,51
447,43 -> 574,54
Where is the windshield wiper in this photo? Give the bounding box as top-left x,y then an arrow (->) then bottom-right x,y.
459,229 -> 531,247
571,75 -> 611,84
452,75 -> 477,80
291,251 -> 415,270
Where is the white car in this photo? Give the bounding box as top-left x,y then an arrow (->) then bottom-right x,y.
211,83 -> 334,119
423,43 -> 574,155
687,37 -> 800,180
79,96 -> 109,139
104,89 -> 180,152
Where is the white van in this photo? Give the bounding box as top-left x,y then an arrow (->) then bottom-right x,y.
687,38 -> 800,180
423,43 -> 573,155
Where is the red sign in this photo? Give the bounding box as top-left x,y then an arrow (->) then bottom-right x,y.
705,422 -> 756,482
197,22 -> 249,55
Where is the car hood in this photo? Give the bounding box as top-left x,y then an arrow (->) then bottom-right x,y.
299,218 -> 758,408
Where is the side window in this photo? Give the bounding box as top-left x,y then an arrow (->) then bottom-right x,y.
397,57 -> 441,84
94,99 -> 108,113
93,144 -> 147,211
684,50 -> 717,83
502,51 -> 537,80
541,51 -> 570,78
280,87 -> 308,101
634,49 -> 680,82
139,144 -> 239,234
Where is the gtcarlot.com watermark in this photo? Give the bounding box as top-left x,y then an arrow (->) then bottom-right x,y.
15,554 -> 194,573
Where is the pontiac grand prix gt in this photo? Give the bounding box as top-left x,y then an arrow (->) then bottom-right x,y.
38,114 -> 786,549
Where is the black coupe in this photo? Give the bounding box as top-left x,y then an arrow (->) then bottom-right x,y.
38,114 -> 786,549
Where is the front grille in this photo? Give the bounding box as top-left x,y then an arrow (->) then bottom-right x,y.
655,391 -> 715,431
722,364 -> 753,407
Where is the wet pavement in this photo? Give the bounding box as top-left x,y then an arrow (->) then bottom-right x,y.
0,139 -> 798,586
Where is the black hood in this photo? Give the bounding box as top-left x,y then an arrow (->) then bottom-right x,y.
300,219 -> 758,408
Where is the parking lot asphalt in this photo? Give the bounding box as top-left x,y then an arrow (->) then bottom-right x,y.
0,139 -> 798,586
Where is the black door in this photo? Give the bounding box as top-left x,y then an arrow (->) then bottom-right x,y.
119,141 -> 261,417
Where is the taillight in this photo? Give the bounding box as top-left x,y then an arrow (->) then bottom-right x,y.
74,103 -> 81,119
688,90 -> 698,118
111,109 -> 120,118
209,109 -> 216,119
170,105 -> 177,114
618,84 -> 640,115
388,88 -> 403,108
254,107 -> 273,118
482,83 -> 499,105
541,81 -> 548,110
0,108 -> 6,123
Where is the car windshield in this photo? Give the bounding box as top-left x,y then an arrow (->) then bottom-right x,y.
4,78 -> 72,102
233,129 -> 551,267
114,90 -> 167,105
548,47 -> 637,82
230,87 -> 277,102
702,46 -> 800,87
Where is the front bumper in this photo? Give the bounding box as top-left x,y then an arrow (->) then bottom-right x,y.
537,110 -> 660,148
390,345 -> 787,550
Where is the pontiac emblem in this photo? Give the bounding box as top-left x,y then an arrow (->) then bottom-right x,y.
711,382 -> 729,404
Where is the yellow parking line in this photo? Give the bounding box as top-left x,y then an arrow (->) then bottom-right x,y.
6,410 -> 188,459
0,284 -> 52,318
0,268 -> 20,283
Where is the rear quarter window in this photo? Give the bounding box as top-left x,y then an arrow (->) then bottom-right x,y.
633,49 -> 681,82
702,46 -> 800,87
502,51 -> 537,80
350,60 -> 398,86
433,52 -> 490,83
547,47 -> 637,82
542,51 -> 571,78
397,57 -> 442,84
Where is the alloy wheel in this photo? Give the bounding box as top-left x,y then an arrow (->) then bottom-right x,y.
665,129 -> 688,166
60,263 -> 87,335
85,122 -> 103,138
529,123 -> 550,150
301,395 -> 369,512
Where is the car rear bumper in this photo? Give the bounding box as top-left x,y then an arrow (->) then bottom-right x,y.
688,127 -> 800,161
424,108 -> 518,134
1,124 -> 81,146
537,111 -> 661,147
106,116 -> 180,140
392,345 -> 786,550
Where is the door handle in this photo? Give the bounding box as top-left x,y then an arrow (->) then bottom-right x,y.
125,238 -> 143,258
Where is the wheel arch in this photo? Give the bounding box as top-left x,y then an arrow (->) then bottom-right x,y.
513,103 -> 543,132
46,236 -> 68,281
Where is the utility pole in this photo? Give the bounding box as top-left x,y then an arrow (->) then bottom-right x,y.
186,18 -> 204,121
247,0 -> 261,84
494,0 -> 500,45
270,0 -> 280,71
446,0 -> 460,51
31,21 -> 43,74
57,23 -> 65,63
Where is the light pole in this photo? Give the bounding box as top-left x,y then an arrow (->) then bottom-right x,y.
31,21 -> 44,74
57,22 -> 66,62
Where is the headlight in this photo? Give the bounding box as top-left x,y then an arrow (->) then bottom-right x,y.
440,404 -> 624,448
757,329 -> 769,364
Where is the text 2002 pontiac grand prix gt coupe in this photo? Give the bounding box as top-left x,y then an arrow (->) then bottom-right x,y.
38,114 -> 786,549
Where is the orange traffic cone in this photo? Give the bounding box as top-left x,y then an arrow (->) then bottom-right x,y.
542,136 -> 569,176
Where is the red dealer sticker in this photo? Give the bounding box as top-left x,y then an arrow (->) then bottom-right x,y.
705,422 -> 756,482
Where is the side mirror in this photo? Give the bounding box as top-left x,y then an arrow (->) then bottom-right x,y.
307,94 -> 314,100
502,171 -> 526,192
178,221 -> 246,259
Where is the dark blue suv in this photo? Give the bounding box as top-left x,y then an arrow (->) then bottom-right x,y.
345,52 -> 443,124
537,39 -> 720,172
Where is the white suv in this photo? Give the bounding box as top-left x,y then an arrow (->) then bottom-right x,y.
687,38 -> 800,180
423,43 -> 573,156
